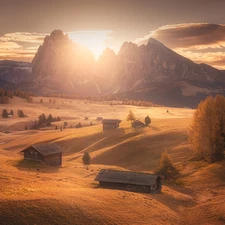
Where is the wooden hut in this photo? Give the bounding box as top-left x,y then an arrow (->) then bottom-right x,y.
132,120 -> 146,128
95,169 -> 162,193
102,119 -> 121,131
20,143 -> 63,166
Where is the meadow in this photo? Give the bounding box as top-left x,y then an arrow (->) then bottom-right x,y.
0,97 -> 225,225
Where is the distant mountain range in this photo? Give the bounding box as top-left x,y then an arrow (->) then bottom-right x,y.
1,30 -> 225,107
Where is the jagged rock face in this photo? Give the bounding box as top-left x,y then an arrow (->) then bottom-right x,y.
32,30 -> 97,94
1,31 -> 225,107
111,38 -> 225,93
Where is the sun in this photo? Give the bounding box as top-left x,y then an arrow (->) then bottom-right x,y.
67,30 -> 112,59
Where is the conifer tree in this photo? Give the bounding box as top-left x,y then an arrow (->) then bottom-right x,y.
82,152 -> 91,165
189,95 -> 225,162
2,109 -> 8,118
127,110 -> 136,125
145,116 -> 151,126
157,151 -> 177,180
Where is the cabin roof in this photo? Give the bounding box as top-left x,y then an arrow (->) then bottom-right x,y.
102,119 -> 121,124
95,169 -> 160,186
132,120 -> 145,126
21,143 -> 63,156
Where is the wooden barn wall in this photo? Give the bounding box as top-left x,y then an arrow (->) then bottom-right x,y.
99,181 -> 153,193
24,147 -> 44,161
44,153 -> 62,166
103,123 -> 119,130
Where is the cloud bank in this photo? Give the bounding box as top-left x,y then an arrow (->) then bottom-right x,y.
136,23 -> 225,69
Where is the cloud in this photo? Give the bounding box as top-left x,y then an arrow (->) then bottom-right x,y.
136,23 -> 225,69
0,32 -> 46,61
0,32 -> 46,44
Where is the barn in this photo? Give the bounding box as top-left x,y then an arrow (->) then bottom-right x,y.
95,169 -> 162,193
102,119 -> 121,131
20,143 -> 63,166
132,120 -> 146,128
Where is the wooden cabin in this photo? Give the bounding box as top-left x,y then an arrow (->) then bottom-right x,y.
95,169 -> 162,193
132,120 -> 146,128
20,143 -> 63,166
102,119 -> 121,131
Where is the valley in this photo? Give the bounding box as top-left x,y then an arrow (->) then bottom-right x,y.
0,97 -> 225,224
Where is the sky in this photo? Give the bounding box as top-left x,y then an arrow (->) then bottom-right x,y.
1,0 -> 225,69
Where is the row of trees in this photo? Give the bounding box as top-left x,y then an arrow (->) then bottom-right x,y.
32,113 -> 61,129
189,95 -> 225,163
2,109 -> 25,118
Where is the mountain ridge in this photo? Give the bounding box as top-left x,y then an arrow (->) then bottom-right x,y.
0,30 -> 225,107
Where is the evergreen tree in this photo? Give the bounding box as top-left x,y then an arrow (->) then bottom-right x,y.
47,114 -> 53,122
2,109 -> 8,118
145,116 -> 151,126
17,109 -> 25,117
127,110 -> 136,124
82,152 -> 91,165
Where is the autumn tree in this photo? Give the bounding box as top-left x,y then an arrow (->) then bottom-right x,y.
189,95 -> 225,162
145,116 -> 151,126
156,151 -> 178,180
127,110 -> 136,125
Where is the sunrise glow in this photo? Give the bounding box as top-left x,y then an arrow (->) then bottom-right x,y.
67,30 -> 112,59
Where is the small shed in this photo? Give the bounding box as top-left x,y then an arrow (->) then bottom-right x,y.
20,143 -> 63,166
102,119 -> 121,131
132,120 -> 146,128
95,169 -> 162,193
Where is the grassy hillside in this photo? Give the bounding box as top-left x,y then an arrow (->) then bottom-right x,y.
0,97 -> 225,224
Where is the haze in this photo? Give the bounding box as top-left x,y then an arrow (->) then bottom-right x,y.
1,0 -> 225,68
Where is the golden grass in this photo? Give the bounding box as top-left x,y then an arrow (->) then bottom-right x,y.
0,97 -> 225,224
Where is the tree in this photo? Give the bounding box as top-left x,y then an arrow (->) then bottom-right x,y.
47,114 -> 53,122
156,151 -> 177,180
2,109 -> 8,118
145,116 -> 151,126
127,110 -> 136,124
82,151 -> 91,166
17,109 -> 25,117
40,99 -> 43,103
189,95 -> 225,162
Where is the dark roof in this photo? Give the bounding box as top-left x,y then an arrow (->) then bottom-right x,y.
132,120 -> 146,126
102,119 -> 121,124
95,169 -> 160,186
21,143 -> 63,156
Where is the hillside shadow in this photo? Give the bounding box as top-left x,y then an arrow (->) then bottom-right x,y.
91,131 -> 189,171
14,159 -> 60,173
56,127 -> 142,157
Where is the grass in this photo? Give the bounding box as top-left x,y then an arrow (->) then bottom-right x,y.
0,97 -> 225,224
